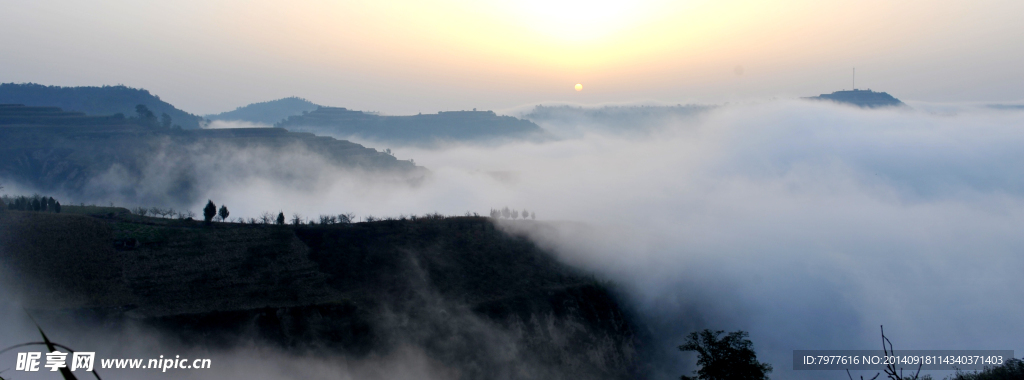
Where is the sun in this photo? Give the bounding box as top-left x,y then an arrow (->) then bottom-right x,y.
575,83 -> 582,91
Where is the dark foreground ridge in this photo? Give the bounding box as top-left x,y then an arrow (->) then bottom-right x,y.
0,104 -> 424,205
0,210 -> 647,379
277,106 -> 545,145
804,89 -> 906,108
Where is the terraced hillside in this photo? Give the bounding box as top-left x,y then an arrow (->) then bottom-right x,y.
0,210 -> 646,379
0,83 -> 204,129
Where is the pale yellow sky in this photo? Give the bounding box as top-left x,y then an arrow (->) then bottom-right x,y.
1,0 -> 1022,114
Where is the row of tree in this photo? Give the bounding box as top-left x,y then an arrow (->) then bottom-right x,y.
229,212 -> 358,226
132,206 -> 196,219
489,207 -> 534,220
203,200 -> 230,223
4,195 -> 61,213
133,104 -> 181,129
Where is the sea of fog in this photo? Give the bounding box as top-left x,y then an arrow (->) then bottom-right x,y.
3,99 -> 1022,379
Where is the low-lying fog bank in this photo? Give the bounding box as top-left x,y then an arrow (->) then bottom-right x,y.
4,100 -> 1023,379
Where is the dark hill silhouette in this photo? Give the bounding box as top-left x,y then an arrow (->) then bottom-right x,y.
0,105 -> 423,206
804,89 -> 905,108
0,212 -> 646,379
276,106 -> 545,145
0,83 -> 204,128
206,96 -> 321,125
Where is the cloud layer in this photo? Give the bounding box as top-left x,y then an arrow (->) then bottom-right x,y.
337,101 -> 1024,379
5,100 -> 1023,379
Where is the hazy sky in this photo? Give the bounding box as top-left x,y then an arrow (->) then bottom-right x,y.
2,0 -> 1023,115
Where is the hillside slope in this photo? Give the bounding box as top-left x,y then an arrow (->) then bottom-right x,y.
206,97 -> 321,125
803,89 -> 906,108
0,104 -> 424,206
277,107 -> 545,146
0,212 -> 646,379
0,83 -> 205,128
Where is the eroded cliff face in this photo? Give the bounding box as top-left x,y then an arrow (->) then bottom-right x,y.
0,212 -> 647,379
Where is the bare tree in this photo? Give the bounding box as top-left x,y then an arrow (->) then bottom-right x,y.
881,326 -> 922,380
291,213 -> 303,225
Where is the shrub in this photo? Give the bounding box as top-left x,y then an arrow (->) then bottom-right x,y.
951,359 -> 1024,380
203,200 -> 216,223
679,329 -> 772,380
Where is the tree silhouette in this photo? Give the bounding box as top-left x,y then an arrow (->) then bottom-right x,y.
160,113 -> 172,128
501,206 -> 511,219
276,212 -> 285,225
32,198 -> 41,211
203,200 -> 216,223
135,104 -> 157,127
54,201 -> 61,213
218,205 -> 229,222
511,209 -> 519,219
679,329 -> 772,380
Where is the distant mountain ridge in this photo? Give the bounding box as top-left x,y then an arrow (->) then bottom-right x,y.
0,104 -> 423,206
804,89 -> 905,108
523,104 -> 712,137
206,97 -> 321,125
276,106 -> 545,145
0,83 -> 204,128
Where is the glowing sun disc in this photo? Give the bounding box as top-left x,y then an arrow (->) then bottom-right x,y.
575,83 -> 583,91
